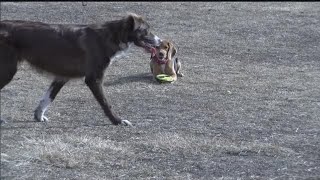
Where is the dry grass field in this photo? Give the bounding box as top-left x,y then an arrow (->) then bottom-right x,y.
1,2 -> 320,179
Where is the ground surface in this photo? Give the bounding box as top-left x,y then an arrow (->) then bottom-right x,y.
1,2 -> 320,180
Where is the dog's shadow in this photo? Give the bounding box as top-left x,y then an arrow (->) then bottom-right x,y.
104,72 -> 159,86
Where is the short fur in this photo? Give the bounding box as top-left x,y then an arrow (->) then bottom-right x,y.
0,13 -> 161,126
150,40 -> 183,82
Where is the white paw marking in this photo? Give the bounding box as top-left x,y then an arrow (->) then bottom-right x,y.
178,73 -> 184,77
121,120 -> 133,127
34,109 -> 49,122
34,105 -> 49,122
39,115 -> 49,122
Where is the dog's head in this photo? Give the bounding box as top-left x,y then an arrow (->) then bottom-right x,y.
152,40 -> 177,63
125,13 -> 161,52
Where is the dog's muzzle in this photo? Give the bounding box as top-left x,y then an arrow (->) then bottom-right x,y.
142,34 -> 161,51
150,47 -> 168,64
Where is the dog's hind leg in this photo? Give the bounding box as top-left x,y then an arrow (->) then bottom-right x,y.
34,77 -> 68,122
175,58 -> 184,77
0,44 -> 18,123
0,46 -> 18,90
0,63 -> 17,124
0,63 -> 17,90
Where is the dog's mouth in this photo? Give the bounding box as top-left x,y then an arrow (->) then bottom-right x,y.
150,47 -> 168,64
134,40 -> 154,53
137,35 -> 161,53
141,42 -> 155,53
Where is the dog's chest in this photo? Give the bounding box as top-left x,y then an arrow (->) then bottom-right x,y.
110,42 -> 132,63
160,64 -> 166,73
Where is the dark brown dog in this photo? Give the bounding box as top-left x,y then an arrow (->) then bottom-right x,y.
150,40 -> 183,82
0,13 -> 161,126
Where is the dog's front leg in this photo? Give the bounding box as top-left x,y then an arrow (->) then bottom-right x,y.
34,78 -> 68,122
81,28 -> 132,127
169,74 -> 178,83
84,75 -> 132,127
166,61 -> 178,82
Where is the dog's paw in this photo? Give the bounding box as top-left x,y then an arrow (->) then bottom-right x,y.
177,72 -> 184,77
34,109 -> 49,122
40,116 -> 48,122
34,106 -> 49,122
34,114 -> 49,122
121,120 -> 133,127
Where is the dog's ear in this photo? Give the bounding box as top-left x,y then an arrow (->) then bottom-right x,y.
126,13 -> 146,31
169,42 -> 177,58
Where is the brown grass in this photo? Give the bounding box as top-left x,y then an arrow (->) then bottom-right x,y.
2,131 -> 296,178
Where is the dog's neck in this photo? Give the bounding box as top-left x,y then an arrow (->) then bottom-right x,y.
111,42 -> 133,62
97,19 -> 133,62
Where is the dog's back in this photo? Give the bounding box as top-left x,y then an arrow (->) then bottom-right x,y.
0,20 -> 89,77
